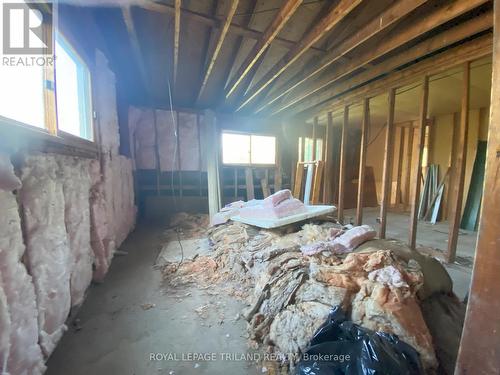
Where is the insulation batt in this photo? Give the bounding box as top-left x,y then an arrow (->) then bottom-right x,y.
239,197 -> 307,220
0,281 -> 10,374
57,156 -> 94,306
262,189 -> 292,207
0,191 -> 45,375
89,159 -> 114,281
20,154 -> 71,357
301,225 -> 376,255
0,153 -> 21,191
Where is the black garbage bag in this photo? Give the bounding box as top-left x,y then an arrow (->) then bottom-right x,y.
295,306 -> 424,375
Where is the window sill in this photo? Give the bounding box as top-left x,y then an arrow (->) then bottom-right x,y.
0,116 -> 98,159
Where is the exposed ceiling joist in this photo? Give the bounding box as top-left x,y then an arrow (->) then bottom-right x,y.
196,0 -> 240,103
224,0 -> 303,98
173,0 -> 181,86
235,0 -> 364,111
139,2 -> 325,54
273,0 -> 490,115
255,0 -> 430,113
121,6 -> 150,95
293,13 -> 493,120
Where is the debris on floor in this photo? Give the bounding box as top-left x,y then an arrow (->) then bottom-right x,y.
160,212 -> 466,373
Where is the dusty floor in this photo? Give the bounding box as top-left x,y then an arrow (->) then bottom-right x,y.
345,207 -> 475,300
46,209 -> 474,374
46,223 -> 263,375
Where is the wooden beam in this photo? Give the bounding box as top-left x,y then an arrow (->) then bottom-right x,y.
236,0 -> 363,111
379,89 -> 396,238
404,125 -> 415,209
293,162 -> 304,198
323,112 -> 334,203
257,0 -> 428,113
408,76 -> 429,249
245,167 -> 255,200
122,6 -> 149,93
311,160 -> 324,204
173,0 -> 181,86
139,1 -> 325,54
395,126 -> 405,206
311,116 -> 317,161
202,109 -> 221,217
356,98 -> 369,226
455,1 -> 500,369
446,62 -> 470,263
295,21 -> 493,121
274,0 -> 490,115
338,106 -> 348,223
225,0 -> 302,98
197,0 -> 240,102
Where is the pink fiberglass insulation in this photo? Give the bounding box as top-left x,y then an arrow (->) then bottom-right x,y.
0,282 -> 10,374
102,154 -> 136,249
263,189 -> 292,208
20,154 -> 71,357
57,156 -> 94,307
178,112 -> 200,171
0,190 -> 45,375
0,153 -> 21,191
156,109 -> 177,171
131,108 -> 156,170
239,197 -> 307,220
95,50 -> 120,155
89,160 -> 114,282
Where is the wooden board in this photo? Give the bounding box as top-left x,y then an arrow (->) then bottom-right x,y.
231,205 -> 336,229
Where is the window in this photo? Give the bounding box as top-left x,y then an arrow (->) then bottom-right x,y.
299,137 -> 323,161
222,132 -> 276,165
55,34 -> 93,140
0,2 -> 45,128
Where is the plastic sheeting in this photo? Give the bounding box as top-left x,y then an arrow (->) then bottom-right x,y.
129,106 -> 205,171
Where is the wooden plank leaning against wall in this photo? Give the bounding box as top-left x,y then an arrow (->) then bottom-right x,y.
456,0 -> 500,371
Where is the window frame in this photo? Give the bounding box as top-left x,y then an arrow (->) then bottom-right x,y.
54,32 -> 94,142
221,130 -> 277,167
0,10 -> 98,157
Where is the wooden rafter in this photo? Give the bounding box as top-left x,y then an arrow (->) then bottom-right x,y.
256,0 -> 428,113
139,2 -> 325,53
291,11 -> 493,119
236,0 -> 363,111
122,6 -> 149,95
273,0 -> 490,115
173,0 -> 181,86
224,0 -> 302,98
196,0 -> 240,103
356,98 -> 369,226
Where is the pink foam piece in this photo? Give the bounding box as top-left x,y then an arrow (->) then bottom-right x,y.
20,155 -> 71,357
263,189 -> 292,208
0,190 -> 45,374
239,198 -> 307,220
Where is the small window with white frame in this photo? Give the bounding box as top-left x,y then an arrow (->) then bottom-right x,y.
222,132 -> 276,165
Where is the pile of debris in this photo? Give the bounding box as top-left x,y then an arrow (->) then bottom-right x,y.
162,211 -> 463,373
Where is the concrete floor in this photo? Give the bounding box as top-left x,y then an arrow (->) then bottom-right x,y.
46,223 -> 262,375
46,209 -> 474,374
344,207 -> 476,300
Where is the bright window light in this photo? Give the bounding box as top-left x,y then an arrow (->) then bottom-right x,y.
55,34 -> 93,140
222,132 -> 276,165
250,135 -> 276,164
222,133 -> 250,164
